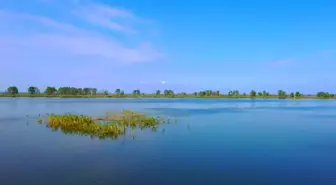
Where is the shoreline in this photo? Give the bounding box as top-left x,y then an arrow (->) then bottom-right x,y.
0,95 -> 335,100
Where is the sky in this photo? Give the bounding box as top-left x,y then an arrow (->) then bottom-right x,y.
0,0 -> 336,94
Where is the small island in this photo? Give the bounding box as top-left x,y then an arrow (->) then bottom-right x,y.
37,110 -> 174,139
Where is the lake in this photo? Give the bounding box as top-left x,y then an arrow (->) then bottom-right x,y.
0,98 -> 336,185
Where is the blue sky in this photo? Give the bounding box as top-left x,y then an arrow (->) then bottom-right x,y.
0,0 -> 335,94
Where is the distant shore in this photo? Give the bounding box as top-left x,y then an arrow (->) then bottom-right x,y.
3,86 -> 334,99
0,94 -> 335,99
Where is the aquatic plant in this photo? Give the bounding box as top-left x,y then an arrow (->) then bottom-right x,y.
39,110 -> 169,139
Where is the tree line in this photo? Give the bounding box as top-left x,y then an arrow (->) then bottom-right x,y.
2,86 -> 335,99
6,86 -> 98,96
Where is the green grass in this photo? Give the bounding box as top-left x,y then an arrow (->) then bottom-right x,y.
37,110 -> 173,140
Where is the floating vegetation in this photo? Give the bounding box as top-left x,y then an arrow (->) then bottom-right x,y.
37,110 -> 175,140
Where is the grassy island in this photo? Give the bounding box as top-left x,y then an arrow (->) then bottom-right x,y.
38,110 -> 173,139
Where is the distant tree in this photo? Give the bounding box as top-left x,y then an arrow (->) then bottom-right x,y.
163,89 -> 174,97
57,87 -> 65,95
132,90 -> 140,96
317,92 -> 324,98
92,88 -> 97,96
193,92 -> 198,96
233,90 -> 239,97
45,87 -> 57,95
156,90 -> 161,96
7,86 -> 19,96
77,88 -> 83,95
28,86 -> 39,96
71,87 -> 78,95
278,90 -> 287,99
258,92 -> 263,96
212,91 -> 216,96
163,89 -> 174,96
290,92 -> 295,98
82,88 -> 90,95
278,90 -> 282,97
103,90 -> 109,96
168,90 -> 174,96
120,90 -> 124,96
250,90 -> 256,97
295,91 -> 302,98
57,87 -> 81,95
28,86 -> 35,95
115,89 -> 121,96
228,90 -> 239,97
180,92 -> 187,96
199,90 -> 213,96
316,92 -> 333,98
262,90 -> 268,97
216,90 -> 220,96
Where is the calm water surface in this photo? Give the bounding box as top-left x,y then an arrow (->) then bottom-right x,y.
1,98 -> 336,185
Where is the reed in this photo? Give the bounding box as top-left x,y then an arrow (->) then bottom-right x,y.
39,110 -> 167,139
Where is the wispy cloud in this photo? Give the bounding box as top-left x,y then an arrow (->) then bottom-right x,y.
0,10 -> 88,35
73,3 -> 138,33
0,1 -> 161,65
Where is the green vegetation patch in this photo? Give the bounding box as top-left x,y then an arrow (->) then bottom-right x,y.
38,110 -> 171,139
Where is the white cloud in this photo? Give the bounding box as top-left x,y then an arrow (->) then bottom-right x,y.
0,1 -> 161,65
